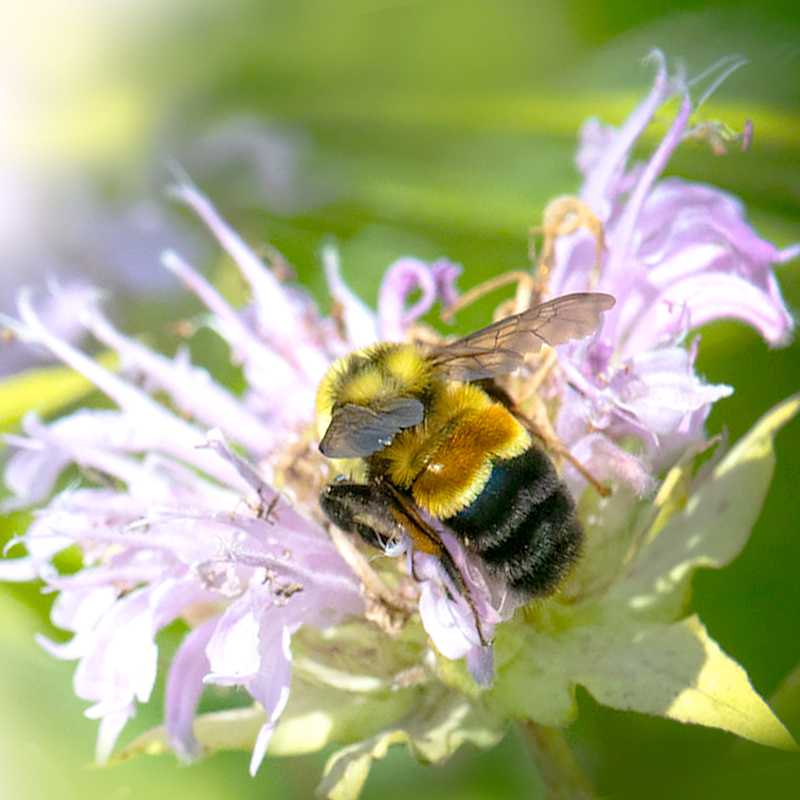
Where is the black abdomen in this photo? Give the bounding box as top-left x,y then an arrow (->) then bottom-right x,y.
446,448 -> 582,597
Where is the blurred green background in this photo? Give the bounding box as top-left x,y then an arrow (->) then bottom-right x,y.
1,1 -> 799,798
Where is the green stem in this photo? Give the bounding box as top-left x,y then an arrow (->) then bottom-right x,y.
518,721 -> 593,800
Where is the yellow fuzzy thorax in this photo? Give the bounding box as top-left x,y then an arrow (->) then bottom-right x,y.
316,341 -> 532,519
316,342 -> 435,439
381,383 -> 531,518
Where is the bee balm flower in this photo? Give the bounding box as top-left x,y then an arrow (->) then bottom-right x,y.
1,52 -> 797,800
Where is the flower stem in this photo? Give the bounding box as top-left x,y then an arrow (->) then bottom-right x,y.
518,721 -> 593,800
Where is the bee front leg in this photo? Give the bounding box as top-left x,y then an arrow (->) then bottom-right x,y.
321,481 -> 490,648
320,481 -> 421,634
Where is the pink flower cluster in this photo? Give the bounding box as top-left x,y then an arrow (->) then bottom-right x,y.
1,52 -> 795,775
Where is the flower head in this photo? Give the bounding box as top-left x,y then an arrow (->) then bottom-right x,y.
548,51 -> 796,484
0,177 -> 474,774
1,52 -> 797,799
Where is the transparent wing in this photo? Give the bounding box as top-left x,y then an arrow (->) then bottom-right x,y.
431,291 -> 615,382
319,397 -> 425,459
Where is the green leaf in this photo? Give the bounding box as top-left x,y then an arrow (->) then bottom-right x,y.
766,658 -> 800,746
490,612 -> 581,728
497,604 -> 795,752
579,615 -> 796,751
0,353 -> 118,432
269,673 -> 418,756
108,705 -> 265,766
514,396 -> 800,748
610,394 -> 800,619
110,677 -> 420,767
317,684 -> 506,800
666,617 -> 797,750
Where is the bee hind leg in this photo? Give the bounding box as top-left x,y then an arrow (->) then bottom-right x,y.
386,485 -> 491,648
429,545 -> 491,649
481,378 -> 611,499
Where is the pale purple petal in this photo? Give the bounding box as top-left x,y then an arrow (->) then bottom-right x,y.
0,281 -> 93,376
638,180 -> 779,273
546,228 -> 599,298
579,51 -> 679,220
575,117 -> 621,185
81,304 -> 278,450
169,183 -> 299,337
603,95 -> 693,289
161,250 -> 298,383
603,348 -> 733,440
550,54 -> 796,477
247,626 -> 292,775
205,597 -> 261,684
4,411 -> 245,510
416,575 -> 498,687
430,258 -> 462,309
378,258 -> 439,341
38,587 -> 161,762
0,546 -> 55,581
1,489 -> 144,578
95,709 -> 134,765
625,273 -> 793,356
166,618 -> 216,761
162,250 -> 319,430
417,578 -> 482,659
377,257 -> 462,340
76,590 -> 159,711
170,183 -> 329,384
8,293 -> 247,490
412,528 -> 508,680
322,244 -> 379,349
48,585 -> 119,637
465,646 -> 495,687
3,421 -> 75,508
778,243 -> 800,264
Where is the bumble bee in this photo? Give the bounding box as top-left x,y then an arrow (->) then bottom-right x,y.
316,292 -> 615,632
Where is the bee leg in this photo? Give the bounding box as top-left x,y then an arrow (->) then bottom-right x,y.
322,481 -> 490,647
525,399 -> 611,498
485,376 -> 611,499
386,486 -> 490,648
319,483 -> 418,631
430,544 -> 491,649
519,348 -> 559,400
407,543 -> 489,649
523,358 -> 612,498
257,493 -> 281,522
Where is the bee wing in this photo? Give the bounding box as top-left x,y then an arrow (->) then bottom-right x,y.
431,291 -> 615,382
319,397 -> 425,459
